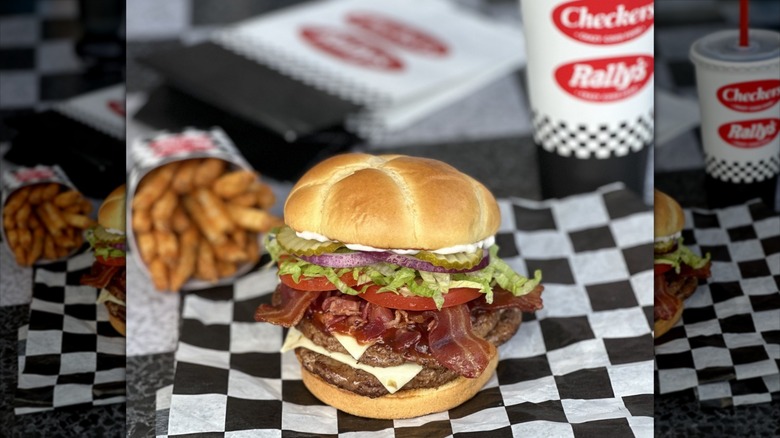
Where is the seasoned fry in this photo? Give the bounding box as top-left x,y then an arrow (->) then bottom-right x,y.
3,213 -> 14,230
225,204 -> 275,232
38,203 -> 67,236
14,203 -> 31,224
171,159 -> 199,194
170,206 -> 191,233
28,213 -> 41,230
148,258 -> 170,291
195,236 -> 219,283
213,170 -> 256,199
216,260 -> 238,278
231,229 -> 247,249
13,246 -> 27,265
193,158 -> 226,187
151,190 -> 177,224
133,210 -> 152,233
194,188 -> 233,233
133,163 -> 179,210
27,228 -> 44,265
255,183 -> 276,210
53,190 -> 81,208
80,199 -> 93,214
155,230 -> 179,263
62,212 -> 94,229
55,244 -> 69,258
18,227 -> 32,247
169,227 -> 199,291
213,242 -> 248,263
41,183 -> 60,201
245,233 -> 260,264
3,187 -> 30,215
28,185 -> 45,205
136,232 -> 157,264
228,192 -> 257,207
183,195 -> 226,245
7,228 -> 19,248
43,234 -> 57,260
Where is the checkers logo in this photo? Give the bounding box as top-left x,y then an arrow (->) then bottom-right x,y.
717,80 -> 780,112
555,55 -> 653,102
346,13 -> 448,57
553,0 -> 654,45
149,133 -> 217,157
301,26 -> 404,72
12,168 -> 55,183
719,118 -> 780,148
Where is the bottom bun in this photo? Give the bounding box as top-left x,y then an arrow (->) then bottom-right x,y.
300,345 -> 498,419
654,299 -> 683,339
107,311 -> 126,337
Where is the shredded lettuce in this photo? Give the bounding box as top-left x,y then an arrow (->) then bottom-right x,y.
654,238 -> 710,273
268,227 -> 543,310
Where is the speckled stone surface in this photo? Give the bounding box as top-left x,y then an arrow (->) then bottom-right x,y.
126,256 -> 181,357
126,353 -> 175,438
0,306 -> 126,437
655,392 -> 780,438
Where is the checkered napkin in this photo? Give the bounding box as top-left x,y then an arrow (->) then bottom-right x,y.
160,185 -> 655,437
13,249 -> 126,414
654,201 -> 780,407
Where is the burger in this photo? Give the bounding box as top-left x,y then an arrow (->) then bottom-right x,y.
81,185 -> 127,336
255,154 -> 543,419
654,189 -> 711,338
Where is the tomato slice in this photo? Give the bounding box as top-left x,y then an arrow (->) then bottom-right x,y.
360,285 -> 482,310
280,272 -> 360,291
97,255 -> 126,266
654,263 -> 672,275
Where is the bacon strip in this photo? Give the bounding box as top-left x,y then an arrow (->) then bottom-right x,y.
80,264 -> 122,289
654,274 -> 680,321
427,305 -> 492,378
255,283 -> 322,327
472,286 -> 544,312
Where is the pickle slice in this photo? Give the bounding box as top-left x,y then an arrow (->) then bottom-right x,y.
94,225 -> 125,243
415,248 -> 483,270
276,226 -> 343,256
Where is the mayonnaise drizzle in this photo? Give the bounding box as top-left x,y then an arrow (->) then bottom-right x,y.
295,230 -> 495,255
654,231 -> 681,244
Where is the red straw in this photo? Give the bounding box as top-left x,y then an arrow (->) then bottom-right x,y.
740,0 -> 749,47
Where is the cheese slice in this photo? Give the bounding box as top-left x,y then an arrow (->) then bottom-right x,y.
332,332 -> 374,361
96,288 -> 126,307
282,327 -> 422,394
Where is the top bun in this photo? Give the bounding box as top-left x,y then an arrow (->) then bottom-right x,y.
284,154 -> 501,250
654,189 -> 685,238
98,185 -> 126,231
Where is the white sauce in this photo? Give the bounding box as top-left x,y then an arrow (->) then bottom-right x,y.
654,231 -> 681,244
296,230 -> 495,255
105,228 -> 125,236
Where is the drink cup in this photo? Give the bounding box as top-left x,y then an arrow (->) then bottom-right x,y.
520,0 -> 654,198
690,29 -> 780,208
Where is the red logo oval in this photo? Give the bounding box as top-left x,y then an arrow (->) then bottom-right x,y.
717,80 -> 780,113
718,118 -> 780,148
553,0 -> 654,45
300,26 -> 404,72
13,168 -> 55,183
346,12 -> 448,57
555,55 -> 654,102
150,133 -> 216,157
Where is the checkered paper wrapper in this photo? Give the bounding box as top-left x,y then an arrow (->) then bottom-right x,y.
156,185 -> 654,437
14,250 -> 126,414
654,201 -> 780,407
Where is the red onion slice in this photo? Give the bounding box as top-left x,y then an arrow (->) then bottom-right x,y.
299,251 -> 379,267
369,251 -> 489,273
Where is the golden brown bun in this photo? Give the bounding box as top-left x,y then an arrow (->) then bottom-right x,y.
285,154 -> 500,250
654,299 -> 683,339
654,190 -> 685,239
98,185 -> 126,231
107,311 -> 126,337
300,345 -> 498,419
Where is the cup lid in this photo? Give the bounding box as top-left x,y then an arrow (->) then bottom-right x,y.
690,29 -> 780,67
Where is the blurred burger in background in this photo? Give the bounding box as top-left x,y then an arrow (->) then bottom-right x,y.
654,189 -> 711,338
81,185 -> 127,336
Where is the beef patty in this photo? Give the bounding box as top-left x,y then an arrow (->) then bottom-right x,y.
295,308 -> 522,398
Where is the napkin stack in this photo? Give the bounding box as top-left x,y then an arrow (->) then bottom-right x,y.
655,201 -> 780,407
152,186 -> 655,437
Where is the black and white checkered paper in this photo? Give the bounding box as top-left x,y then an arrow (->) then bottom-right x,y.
13,249 -> 126,414
654,201 -> 780,407
156,185 -> 655,437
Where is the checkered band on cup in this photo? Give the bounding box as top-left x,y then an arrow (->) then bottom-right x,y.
705,154 -> 780,183
532,111 -> 653,159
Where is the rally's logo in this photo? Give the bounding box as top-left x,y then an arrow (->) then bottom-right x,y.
149,133 -> 217,157
719,118 -> 780,148
301,26 -> 404,72
553,0 -> 654,45
346,13 -> 448,57
12,167 -> 55,183
717,80 -> 780,112
555,55 -> 653,102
